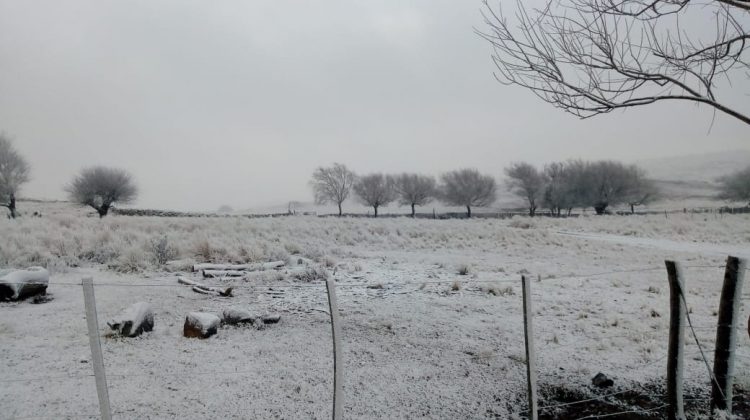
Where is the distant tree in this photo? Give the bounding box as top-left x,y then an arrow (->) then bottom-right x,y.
67,166 -> 137,217
586,161 -> 657,215
504,162 -> 546,217
717,165 -> 750,206
542,162 -> 571,216
353,173 -> 396,217
439,168 -> 497,218
543,160 -> 590,216
393,173 -> 436,217
623,168 -> 659,214
309,163 -> 356,216
0,134 -> 31,219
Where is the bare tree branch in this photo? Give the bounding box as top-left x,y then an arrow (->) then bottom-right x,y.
478,0 -> 750,126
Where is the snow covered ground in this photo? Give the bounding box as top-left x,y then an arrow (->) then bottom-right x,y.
1,206 -> 749,419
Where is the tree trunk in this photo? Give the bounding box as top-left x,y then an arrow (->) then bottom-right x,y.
373,205 -> 378,218
594,203 -> 607,215
98,204 -> 110,218
466,206 -> 471,218
8,194 -> 16,219
630,204 -> 635,214
337,202 -> 342,217
529,205 -> 536,217
411,203 -> 416,218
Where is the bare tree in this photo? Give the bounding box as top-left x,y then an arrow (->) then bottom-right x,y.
310,163 -> 356,216
585,161 -> 658,214
393,173 -> 436,217
542,162 -> 574,216
717,165 -> 750,206
543,160 -> 591,216
479,0 -> 750,126
624,168 -> 659,213
353,173 -> 396,217
504,162 -> 546,217
66,166 -> 138,217
0,134 -> 31,219
439,168 -> 497,218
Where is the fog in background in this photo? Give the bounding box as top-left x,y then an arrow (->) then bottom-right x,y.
1,0 -> 748,211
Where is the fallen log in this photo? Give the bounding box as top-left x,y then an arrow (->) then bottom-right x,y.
177,276 -> 233,297
202,270 -> 246,278
192,261 -> 285,273
0,267 -> 49,301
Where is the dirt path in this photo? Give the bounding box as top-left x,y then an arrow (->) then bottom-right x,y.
555,230 -> 750,259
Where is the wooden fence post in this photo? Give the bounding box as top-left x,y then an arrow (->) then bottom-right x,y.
711,256 -> 747,414
326,278 -> 343,420
665,261 -> 686,420
82,277 -> 113,420
521,275 -> 538,420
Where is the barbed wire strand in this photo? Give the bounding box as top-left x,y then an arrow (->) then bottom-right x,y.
679,287 -> 726,403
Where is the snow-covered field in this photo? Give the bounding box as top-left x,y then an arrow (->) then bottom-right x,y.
1,203 -> 749,419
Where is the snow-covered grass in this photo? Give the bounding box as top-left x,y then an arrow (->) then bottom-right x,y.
1,203 -> 749,418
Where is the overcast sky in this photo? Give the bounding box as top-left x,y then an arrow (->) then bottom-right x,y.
1,0 -> 748,211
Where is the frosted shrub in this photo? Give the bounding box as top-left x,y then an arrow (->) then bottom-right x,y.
111,245 -> 150,273
149,235 -> 179,265
292,265 -> 329,282
457,264 -> 470,275
192,238 -> 214,262
508,217 -> 535,229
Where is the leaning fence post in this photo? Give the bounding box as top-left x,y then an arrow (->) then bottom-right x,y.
82,277 -> 113,420
521,275 -> 538,420
665,261 -> 686,420
325,278 -> 343,420
711,256 -> 747,414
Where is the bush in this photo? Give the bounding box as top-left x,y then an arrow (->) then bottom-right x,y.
149,235 -> 179,265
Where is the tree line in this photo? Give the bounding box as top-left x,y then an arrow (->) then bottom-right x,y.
310,164 -> 495,218
504,160 -> 659,216
1,133 -> 749,219
310,161 -> 666,218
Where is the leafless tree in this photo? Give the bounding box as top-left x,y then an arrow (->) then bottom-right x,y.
0,134 -> 30,219
505,162 -> 546,216
717,165 -> 750,205
439,168 -> 497,218
353,173 -> 396,217
66,166 -> 138,217
479,0 -> 750,126
310,163 -> 356,216
543,160 -> 590,215
623,167 -> 659,213
393,173 -> 436,217
586,161 -> 657,214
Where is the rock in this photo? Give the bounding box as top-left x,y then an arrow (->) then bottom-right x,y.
184,312 -> 220,338
592,372 -> 614,388
107,302 -> 154,337
0,267 -> 49,301
221,308 -> 255,326
261,314 -> 281,324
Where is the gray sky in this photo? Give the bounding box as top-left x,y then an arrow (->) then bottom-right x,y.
1,0 -> 748,211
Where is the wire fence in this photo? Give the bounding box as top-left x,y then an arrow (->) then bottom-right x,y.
1,261 -> 748,419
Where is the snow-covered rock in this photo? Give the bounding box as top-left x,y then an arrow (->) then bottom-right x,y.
261,314 -> 281,324
0,267 -> 49,301
107,302 -> 154,337
184,312 -> 220,338
221,308 -> 255,325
